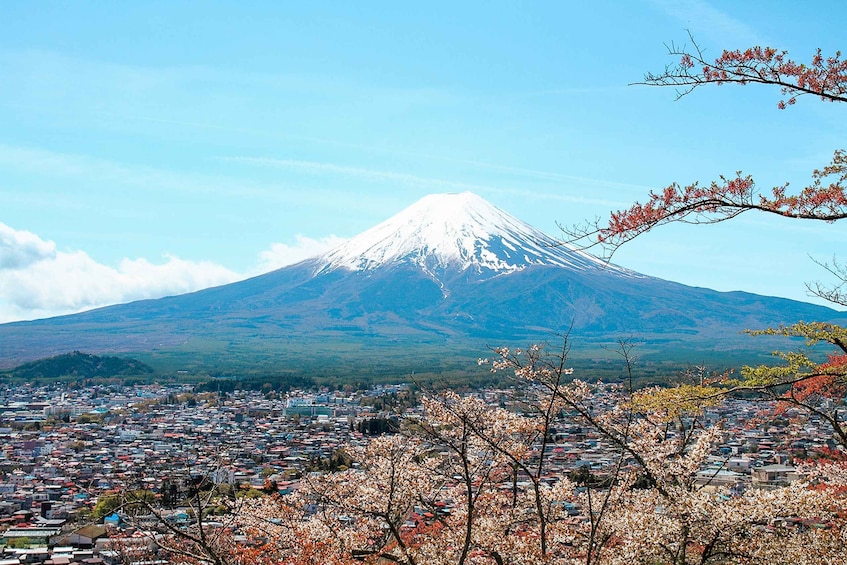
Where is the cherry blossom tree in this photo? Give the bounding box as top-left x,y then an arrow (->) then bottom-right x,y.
567,35 -> 847,451
568,34 -> 846,263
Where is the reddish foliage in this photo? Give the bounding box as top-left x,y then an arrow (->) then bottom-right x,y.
810,446 -> 847,463
788,374 -> 841,403
589,40 -> 847,253
702,46 -> 847,107
648,37 -> 847,107
787,354 -> 847,403
819,353 -> 847,373
597,149 -> 847,247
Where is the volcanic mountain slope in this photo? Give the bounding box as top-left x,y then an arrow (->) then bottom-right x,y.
1,192 -> 844,370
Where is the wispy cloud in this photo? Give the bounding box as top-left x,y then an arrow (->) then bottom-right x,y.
0,48 -> 654,209
649,0 -> 764,46
0,144 -> 300,205
224,156 -> 635,208
225,156 -> 493,192
0,48 -> 458,152
500,85 -> 631,99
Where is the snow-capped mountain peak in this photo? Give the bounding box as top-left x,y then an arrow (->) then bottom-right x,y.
315,192 -> 629,278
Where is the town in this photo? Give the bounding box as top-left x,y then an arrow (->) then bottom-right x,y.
0,377 -> 830,564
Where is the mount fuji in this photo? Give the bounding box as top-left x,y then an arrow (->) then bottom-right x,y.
2,192 -> 844,374
314,192 -> 630,277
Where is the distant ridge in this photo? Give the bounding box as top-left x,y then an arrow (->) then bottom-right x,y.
1,192 -> 845,373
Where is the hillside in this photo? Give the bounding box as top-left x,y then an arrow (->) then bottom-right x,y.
2,351 -> 155,380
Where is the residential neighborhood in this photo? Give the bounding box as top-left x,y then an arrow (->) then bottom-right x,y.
0,380 -> 837,563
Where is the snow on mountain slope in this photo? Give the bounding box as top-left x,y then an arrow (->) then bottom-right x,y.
315,192 -> 635,280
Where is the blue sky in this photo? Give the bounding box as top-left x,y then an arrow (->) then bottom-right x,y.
1,1 -> 845,322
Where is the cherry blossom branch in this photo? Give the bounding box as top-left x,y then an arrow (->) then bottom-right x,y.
634,31 -> 847,107
565,150 -> 847,260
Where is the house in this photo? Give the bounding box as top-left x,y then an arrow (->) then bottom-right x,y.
751,464 -> 799,487
53,525 -> 107,548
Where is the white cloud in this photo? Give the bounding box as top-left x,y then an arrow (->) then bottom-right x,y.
0,223 -> 56,269
0,222 -> 344,323
0,246 -> 242,324
254,235 -> 346,274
